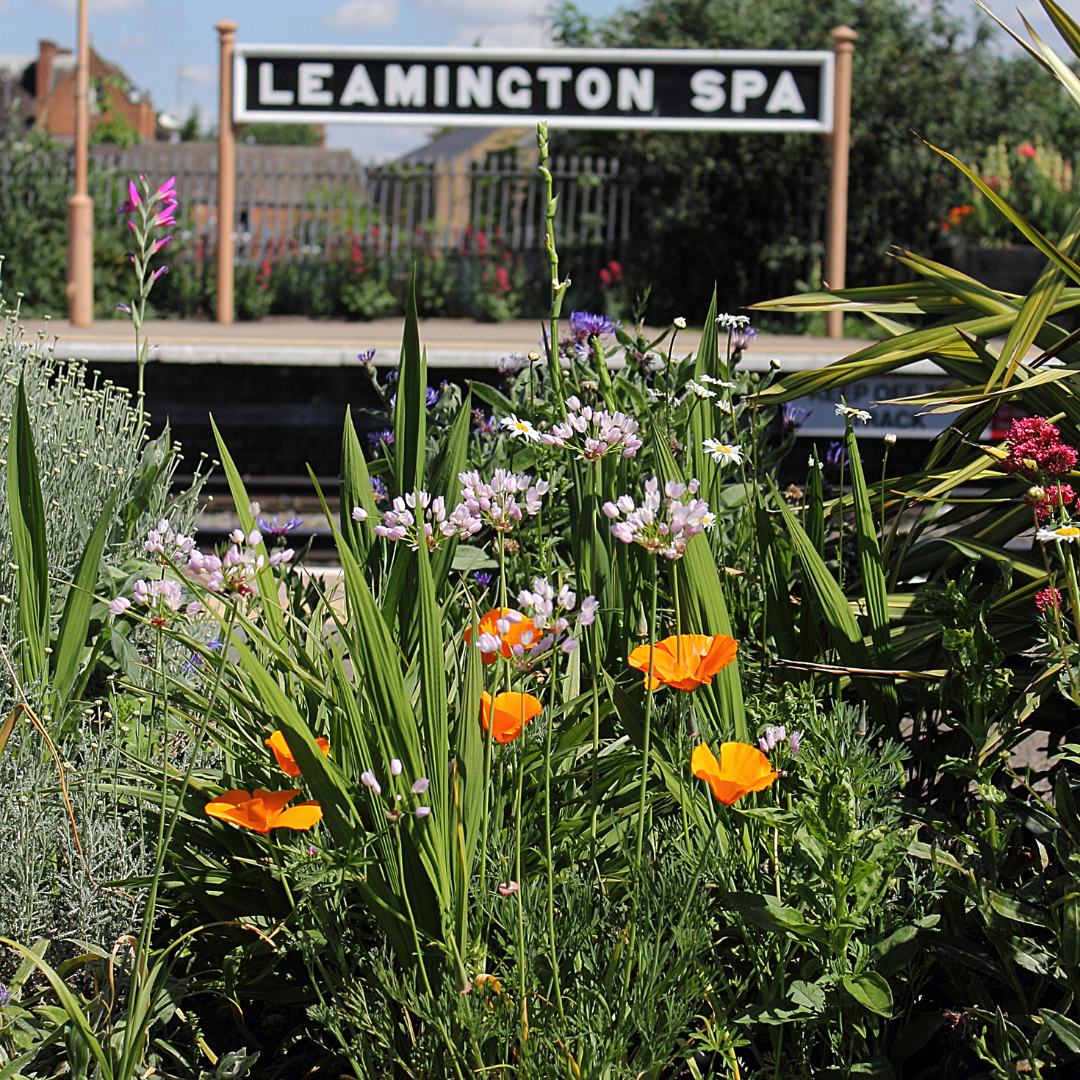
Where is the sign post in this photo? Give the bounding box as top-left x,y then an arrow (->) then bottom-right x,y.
215,37 -> 847,323
67,0 -> 93,327
826,26 -> 856,340
217,19 -> 238,325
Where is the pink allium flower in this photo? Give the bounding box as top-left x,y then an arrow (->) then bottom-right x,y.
540,396 -> 643,460
604,477 -> 710,560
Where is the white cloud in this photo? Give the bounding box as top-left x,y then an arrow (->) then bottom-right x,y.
324,0 -> 399,29
29,0 -> 144,14
412,0 -> 540,26
448,18 -> 547,47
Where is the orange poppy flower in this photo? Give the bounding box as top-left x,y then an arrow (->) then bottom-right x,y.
464,608 -> 538,664
691,742 -> 779,806
627,633 -> 738,691
205,788 -> 323,833
265,729 -> 330,777
480,691 -> 543,744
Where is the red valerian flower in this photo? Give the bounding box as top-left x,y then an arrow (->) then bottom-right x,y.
1036,586 -> 1063,613
1003,417 -> 1078,479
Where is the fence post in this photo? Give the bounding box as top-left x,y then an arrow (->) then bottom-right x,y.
826,25 -> 857,340
216,19 -> 238,324
67,0 -> 93,326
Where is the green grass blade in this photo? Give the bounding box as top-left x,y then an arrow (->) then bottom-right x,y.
393,270 -> 427,495
769,477 -> 897,731
843,424 -> 893,665
7,375 -> 49,681
428,391 -> 472,592
52,489 -> 116,703
340,406 -> 378,561
689,287 -> 719,484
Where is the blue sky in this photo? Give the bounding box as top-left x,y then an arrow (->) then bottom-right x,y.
0,0 -> 1067,160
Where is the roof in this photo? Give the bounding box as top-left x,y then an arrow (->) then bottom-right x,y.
398,127 -> 534,165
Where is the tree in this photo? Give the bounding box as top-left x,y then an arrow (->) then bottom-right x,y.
549,0 -> 1080,323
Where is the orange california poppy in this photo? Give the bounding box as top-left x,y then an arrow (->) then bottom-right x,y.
265,729 -> 330,777
464,608 -> 538,664
480,691 -> 543,744
627,633 -> 738,691
691,742 -> 779,806
205,788 -> 323,833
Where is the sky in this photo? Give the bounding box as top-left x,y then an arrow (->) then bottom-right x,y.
0,0 -> 1069,160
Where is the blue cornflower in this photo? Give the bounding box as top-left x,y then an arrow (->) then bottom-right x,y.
368,428 -> 394,450
257,514 -> 304,536
568,311 -> 616,341
782,405 -> 810,434
358,348 -> 376,364
426,386 -> 439,407
826,440 -> 845,468
473,572 -> 493,587
385,367 -> 400,385
181,638 -> 223,675
370,476 -> 388,500
731,327 -> 759,351
0,985 -> 11,1009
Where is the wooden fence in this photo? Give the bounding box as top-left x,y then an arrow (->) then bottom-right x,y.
34,143 -> 631,266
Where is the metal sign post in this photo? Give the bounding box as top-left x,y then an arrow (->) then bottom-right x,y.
215,36 -> 852,326
826,27 -> 856,340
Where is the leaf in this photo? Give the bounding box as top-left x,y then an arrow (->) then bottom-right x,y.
52,489 -> 116,703
393,270 -> 426,495
988,890 -> 1054,930
768,477 -> 897,730
842,972 -> 894,1017
724,892 -> 828,944
428,392 -> 472,593
1041,1008 -> 1080,1053
340,406 -> 378,560
0,705 -> 22,760
7,375 -> 49,681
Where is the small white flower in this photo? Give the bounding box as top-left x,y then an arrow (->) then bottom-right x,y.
702,511 -> 717,531
835,403 -> 872,424
700,375 -> 736,388
884,433 -> 897,446
716,314 -> 750,329
686,380 -> 715,399
715,398 -> 733,414
500,414 -> 541,442
1037,524 -> 1080,543
703,439 -> 744,466
352,505 -> 368,522
673,317 -> 687,328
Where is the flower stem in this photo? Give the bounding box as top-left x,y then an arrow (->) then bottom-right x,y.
543,647 -> 564,1020
635,564 -> 659,871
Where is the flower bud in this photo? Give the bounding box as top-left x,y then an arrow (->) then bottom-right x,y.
636,602 -> 649,639
1028,485 -> 1047,502
770,358 -> 782,371
390,758 -> 403,776
884,433 -> 897,446
674,317 -> 687,329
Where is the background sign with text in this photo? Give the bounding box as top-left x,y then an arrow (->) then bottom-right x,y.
234,47 -> 834,132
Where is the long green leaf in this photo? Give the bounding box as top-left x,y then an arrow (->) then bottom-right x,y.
52,489 -> 117,703
393,270 -> 426,495
340,405 -> 378,560
0,939 -> 113,1080
769,477 -> 897,730
428,391 -> 472,592
7,375 -> 49,681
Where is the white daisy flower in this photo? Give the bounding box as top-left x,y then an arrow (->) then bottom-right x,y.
716,398 -> 733,414
703,439 -> 744,465
686,380 -> 716,399
700,375 -> 737,388
835,403 -> 872,424
673,317 -> 687,328
702,511 -> 718,531
1037,524 -> 1080,543
500,414 -> 541,442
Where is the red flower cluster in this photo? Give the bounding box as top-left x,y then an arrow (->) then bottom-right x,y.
1003,417 -> 1078,479
941,204 -> 972,232
1028,482 -> 1076,522
1036,585 -> 1062,613
599,260 -> 624,289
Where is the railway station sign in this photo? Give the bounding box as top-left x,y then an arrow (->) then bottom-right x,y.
233,46 -> 835,133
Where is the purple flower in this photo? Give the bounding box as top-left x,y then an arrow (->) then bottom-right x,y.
257,514 -> 304,536
150,236 -> 172,256
788,730 -> 803,755
568,311 -> 616,340
150,265 -> 169,285
415,806 -> 431,818
358,348 -> 376,365
426,386 -> 439,407
0,985 -> 11,1009
371,476 -> 388,500
385,367 -> 400,385
109,597 -> 131,616
411,777 -> 430,794
473,572 -> 493,587
731,327 -> 759,351
116,302 -> 132,314
826,441 -> 845,469
368,428 -> 394,450
782,405 -> 810,434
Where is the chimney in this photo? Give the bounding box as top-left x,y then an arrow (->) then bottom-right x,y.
36,40 -> 58,123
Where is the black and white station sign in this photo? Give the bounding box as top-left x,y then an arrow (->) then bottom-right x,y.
234,46 -> 835,133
